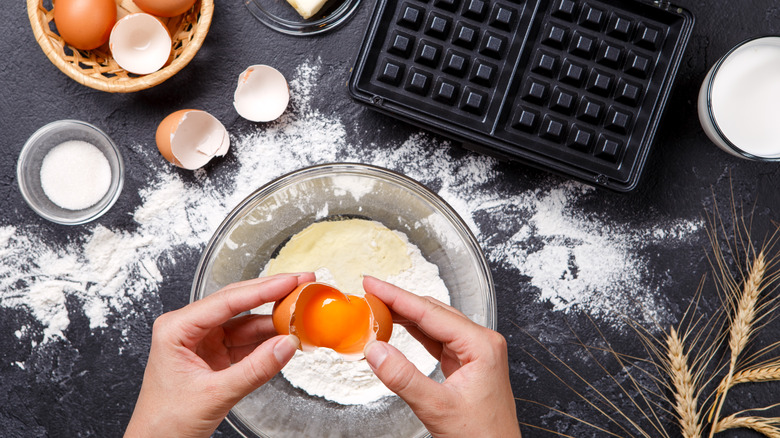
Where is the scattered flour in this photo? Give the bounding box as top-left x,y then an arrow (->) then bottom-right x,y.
0,58 -> 704,367
486,183 -> 702,323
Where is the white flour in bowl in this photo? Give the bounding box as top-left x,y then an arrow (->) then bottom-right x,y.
255,226 -> 450,405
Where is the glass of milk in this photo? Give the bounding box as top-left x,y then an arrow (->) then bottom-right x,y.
698,36 -> 780,160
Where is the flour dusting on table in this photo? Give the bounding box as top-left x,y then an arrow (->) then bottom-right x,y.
0,59 -> 703,364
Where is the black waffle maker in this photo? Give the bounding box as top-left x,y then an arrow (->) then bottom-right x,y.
349,0 -> 694,191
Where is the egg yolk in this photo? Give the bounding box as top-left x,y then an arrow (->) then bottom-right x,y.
299,288 -> 371,351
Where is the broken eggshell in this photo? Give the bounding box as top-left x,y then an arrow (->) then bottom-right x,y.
155,109 -> 230,170
272,282 -> 393,361
110,13 -> 172,75
233,65 -> 290,122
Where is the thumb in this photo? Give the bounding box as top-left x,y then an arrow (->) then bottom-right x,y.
222,334 -> 300,399
364,341 -> 442,410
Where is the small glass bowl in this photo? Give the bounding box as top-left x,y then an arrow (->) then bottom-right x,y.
191,163 -> 495,438
17,120 -> 124,225
244,0 -> 361,35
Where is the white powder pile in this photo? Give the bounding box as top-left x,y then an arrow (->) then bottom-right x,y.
40,140 -> 111,210
263,230 -> 449,405
1,58 -> 704,368
485,183 -> 702,324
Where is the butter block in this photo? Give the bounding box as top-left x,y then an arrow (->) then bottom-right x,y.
286,0 -> 330,19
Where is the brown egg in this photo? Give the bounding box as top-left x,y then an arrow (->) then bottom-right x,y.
273,282 -> 393,361
133,0 -> 197,17
155,109 -> 230,170
54,0 -> 117,50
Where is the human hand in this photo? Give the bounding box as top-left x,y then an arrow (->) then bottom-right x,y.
362,276 -> 521,438
125,272 -> 315,438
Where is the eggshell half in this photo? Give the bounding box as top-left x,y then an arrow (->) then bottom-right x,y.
110,13 -> 172,75
273,282 -> 393,361
155,109 -> 230,170
233,65 -> 290,122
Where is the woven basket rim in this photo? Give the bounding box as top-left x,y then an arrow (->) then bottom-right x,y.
27,0 -> 214,93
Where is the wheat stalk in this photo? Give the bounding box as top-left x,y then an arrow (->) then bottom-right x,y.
565,314 -> 674,437
666,327 -> 703,438
516,191 -> 780,437
713,414 -> 780,437
727,252 -> 766,360
716,364 -> 780,390
516,332 -> 644,437
708,251 -> 767,436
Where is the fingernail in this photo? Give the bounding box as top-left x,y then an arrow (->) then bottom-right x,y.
364,341 -> 389,369
274,335 -> 300,364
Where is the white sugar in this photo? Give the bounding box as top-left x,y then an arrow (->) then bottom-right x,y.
40,140 -> 111,210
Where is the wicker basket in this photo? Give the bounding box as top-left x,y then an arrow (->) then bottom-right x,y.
27,0 -> 213,93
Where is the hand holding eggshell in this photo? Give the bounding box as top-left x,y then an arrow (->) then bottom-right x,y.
362,276 -> 523,438
125,273 -> 315,438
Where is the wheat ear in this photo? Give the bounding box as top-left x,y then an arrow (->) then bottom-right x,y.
666,326 -> 703,438
716,364 -> 780,391
708,252 -> 767,436
713,414 -> 780,437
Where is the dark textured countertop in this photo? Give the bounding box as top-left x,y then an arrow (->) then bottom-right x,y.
1,0 -> 779,437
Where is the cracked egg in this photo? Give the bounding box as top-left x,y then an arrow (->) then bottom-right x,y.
272,282 -> 393,361
155,109 -> 230,169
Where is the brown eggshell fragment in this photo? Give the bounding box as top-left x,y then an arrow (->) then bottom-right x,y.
156,109 -> 188,167
365,293 -> 393,343
272,282 -> 308,336
155,109 -> 230,170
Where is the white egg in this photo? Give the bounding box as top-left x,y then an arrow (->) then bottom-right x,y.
110,13 -> 172,75
233,65 -> 290,122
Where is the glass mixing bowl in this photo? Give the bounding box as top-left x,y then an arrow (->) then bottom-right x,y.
191,163 -> 495,438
